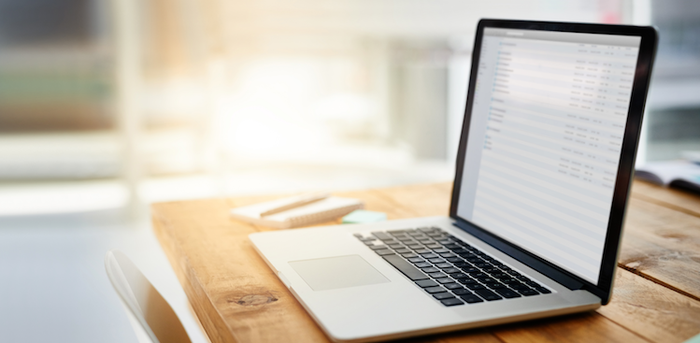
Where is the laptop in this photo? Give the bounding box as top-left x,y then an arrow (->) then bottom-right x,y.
250,19 -> 657,342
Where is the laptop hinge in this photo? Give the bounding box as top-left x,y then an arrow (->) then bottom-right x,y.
452,220 -> 585,291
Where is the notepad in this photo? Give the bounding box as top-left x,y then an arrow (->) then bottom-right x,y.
636,160 -> 700,194
230,193 -> 364,229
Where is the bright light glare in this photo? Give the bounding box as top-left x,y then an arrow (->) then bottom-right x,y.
216,58 -> 376,158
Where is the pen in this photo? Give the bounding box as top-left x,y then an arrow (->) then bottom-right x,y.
259,192 -> 330,217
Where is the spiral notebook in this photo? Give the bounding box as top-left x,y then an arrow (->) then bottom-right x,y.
230,193 -> 364,229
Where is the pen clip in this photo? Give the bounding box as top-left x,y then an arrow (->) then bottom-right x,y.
260,192 -> 330,217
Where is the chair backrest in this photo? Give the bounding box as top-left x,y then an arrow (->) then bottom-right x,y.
105,250 -> 192,343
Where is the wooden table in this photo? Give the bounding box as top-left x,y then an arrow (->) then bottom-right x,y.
152,180 -> 700,343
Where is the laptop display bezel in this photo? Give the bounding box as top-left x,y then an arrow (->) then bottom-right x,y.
449,19 -> 657,304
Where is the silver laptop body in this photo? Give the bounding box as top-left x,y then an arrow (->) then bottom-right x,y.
250,19 -> 657,342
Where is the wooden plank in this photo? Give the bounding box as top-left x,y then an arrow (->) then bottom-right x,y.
631,180 -> 700,218
597,268 -> 700,343
153,199 -> 329,343
619,197 -> 700,300
494,312 -> 646,343
420,329 -> 502,343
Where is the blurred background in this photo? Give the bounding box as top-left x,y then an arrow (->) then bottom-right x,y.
0,0 -> 698,342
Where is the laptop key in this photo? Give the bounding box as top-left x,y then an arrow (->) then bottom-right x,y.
442,268 -> 461,274
401,253 -> 419,259
535,287 -> 552,294
427,258 -> 444,264
477,277 -> 497,284
424,286 -> 446,294
372,232 -> 393,240
452,288 -> 471,295
460,266 -> 479,273
428,272 -> 447,278
407,257 -> 425,263
435,263 -> 452,269
414,262 -> 432,268
450,273 -> 469,279
473,262 -> 490,268
375,249 -> 395,256
444,283 -> 463,290
415,280 -> 439,288
433,292 -> 455,300
382,255 -> 429,281
369,245 -> 388,250
465,283 -> 485,290
474,289 -> 502,301
421,267 -> 440,273
518,288 -> 539,296
481,255 -> 495,262
525,281 -> 540,287
509,282 -> 529,290
490,272 -> 508,279
458,277 -> 477,285
482,267 -> 499,274
446,257 -> 463,263
440,298 -> 464,306
495,288 -> 521,298
436,278 -> 455,284
395,248 -> 412,254
460,294 -> 484,303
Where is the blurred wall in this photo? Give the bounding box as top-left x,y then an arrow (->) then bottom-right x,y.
0,0 -> 635,182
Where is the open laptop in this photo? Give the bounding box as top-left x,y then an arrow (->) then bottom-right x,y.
250,19 -> 657,342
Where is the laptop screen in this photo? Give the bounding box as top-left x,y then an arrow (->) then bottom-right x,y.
456,27 -> 641,285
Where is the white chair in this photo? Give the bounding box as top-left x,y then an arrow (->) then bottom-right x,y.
105,250 -> 192,343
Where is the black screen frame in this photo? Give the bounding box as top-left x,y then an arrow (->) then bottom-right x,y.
449,19 -> 657,305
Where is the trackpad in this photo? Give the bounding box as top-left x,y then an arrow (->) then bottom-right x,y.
289,255 -> 390,291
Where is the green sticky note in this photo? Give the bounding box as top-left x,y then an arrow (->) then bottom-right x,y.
342,210 -> 387,224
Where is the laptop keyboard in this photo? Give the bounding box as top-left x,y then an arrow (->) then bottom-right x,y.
354,226 -> 552,307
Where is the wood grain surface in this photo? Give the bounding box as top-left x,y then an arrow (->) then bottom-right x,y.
151,180 -> 700,343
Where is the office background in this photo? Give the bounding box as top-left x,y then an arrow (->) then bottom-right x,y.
0,0 -> 698,342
